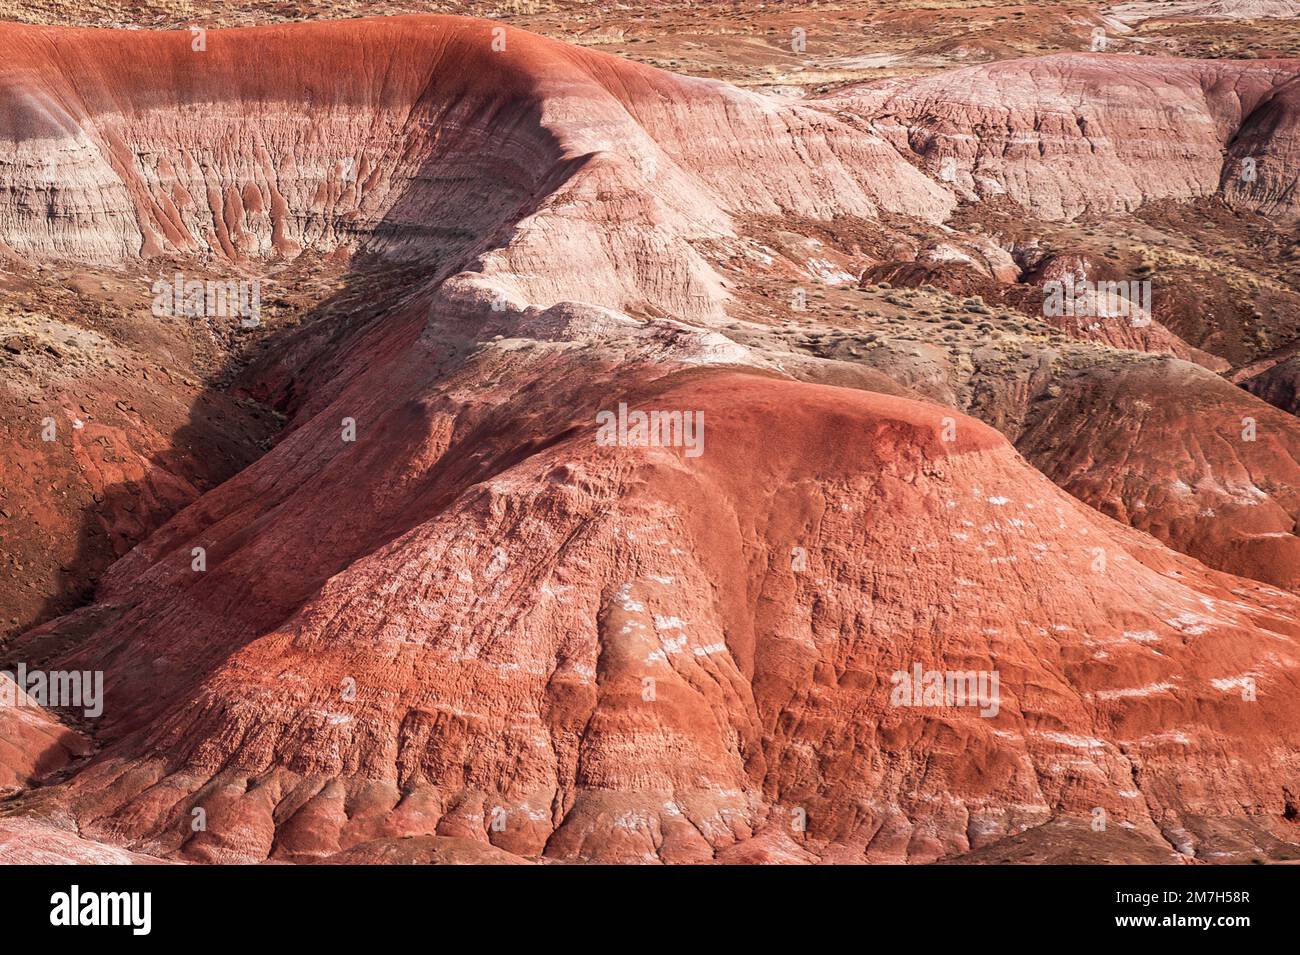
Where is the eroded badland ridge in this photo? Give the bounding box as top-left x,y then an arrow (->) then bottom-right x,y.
1,4 -> 1299,863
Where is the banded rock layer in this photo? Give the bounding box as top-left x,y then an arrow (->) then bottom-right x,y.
835,53 -> 1300,220
2,17 -> 1300,863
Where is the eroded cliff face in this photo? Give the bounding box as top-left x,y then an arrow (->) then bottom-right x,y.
0,17 -> 951,313
2,16 -> 1300,864
835,53 -> 1300,221
0,31 -> 579,300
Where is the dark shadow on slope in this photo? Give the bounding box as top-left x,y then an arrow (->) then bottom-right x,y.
2,78 -> 585,755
